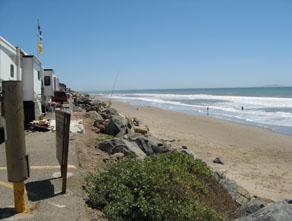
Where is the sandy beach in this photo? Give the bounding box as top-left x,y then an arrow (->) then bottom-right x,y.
111,100 -> 292,202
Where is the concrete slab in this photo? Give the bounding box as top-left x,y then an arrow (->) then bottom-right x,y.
0,131 -> 85,220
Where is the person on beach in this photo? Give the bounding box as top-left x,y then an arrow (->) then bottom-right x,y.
207,106 -> 209,115
241,106 -> 244,111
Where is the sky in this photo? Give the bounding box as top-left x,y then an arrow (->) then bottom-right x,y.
1,0 -> 292,91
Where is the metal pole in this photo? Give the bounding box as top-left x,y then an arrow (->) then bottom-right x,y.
3,81 -> 28,213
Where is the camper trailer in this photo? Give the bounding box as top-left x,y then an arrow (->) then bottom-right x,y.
0,36 -> 21,84
22,55 -> 43,125
53,75 -> 60,91
43,69 -> 55,103
0,37 -> 21,141
0,36 -> 43,127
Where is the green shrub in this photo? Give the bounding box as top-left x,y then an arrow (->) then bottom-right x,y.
86,151 -> 229,221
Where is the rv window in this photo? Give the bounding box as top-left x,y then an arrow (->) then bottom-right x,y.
44,76 -> 51,86
38,71 -> 41,80
10,65 -> 14,78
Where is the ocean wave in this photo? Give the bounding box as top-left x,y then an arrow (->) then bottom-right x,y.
100,92 -> 292,132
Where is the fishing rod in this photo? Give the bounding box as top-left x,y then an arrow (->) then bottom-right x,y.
109,73 -> 119,105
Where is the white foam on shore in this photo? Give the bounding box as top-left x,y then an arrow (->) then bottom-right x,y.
97,93 -> 292,134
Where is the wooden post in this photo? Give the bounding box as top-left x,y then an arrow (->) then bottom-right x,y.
56,110 -> 70,193
2,81 -> 29,213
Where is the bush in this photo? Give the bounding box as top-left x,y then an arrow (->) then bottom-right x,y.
86,151 -> 234,221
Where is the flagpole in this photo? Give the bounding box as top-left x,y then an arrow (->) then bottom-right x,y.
37,19 -> 40,59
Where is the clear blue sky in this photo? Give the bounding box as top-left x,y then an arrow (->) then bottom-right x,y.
1,0 -> 292,91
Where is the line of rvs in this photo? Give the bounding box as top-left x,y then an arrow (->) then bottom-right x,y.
0,36 -> 63,125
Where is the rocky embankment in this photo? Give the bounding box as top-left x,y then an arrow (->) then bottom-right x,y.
72,92 -> 292,221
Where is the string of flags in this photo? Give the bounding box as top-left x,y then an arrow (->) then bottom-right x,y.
37,20 -> 43,54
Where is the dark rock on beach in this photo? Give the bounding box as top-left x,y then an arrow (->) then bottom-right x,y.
213,157 -> 225,165
105,114 -> 132,137
234,201 -> 292,221
237,197 -> 269,217
180,146 -> 195,157
101,107 -> 118,119
98,138 -> 146,159
129,134 -> 171,155
85,111 -> 103,121
214,171 -> 251,206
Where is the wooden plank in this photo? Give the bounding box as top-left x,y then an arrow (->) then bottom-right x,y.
55,110 -> 71,193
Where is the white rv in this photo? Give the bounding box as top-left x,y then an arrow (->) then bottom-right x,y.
43,69 -> 55,103
22,55 -> 43,124
0,36 -> 21,84
0,36 -> 43,126
53,75 -> 60,91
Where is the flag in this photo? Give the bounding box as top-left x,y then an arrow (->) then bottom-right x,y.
37,20 -> 43,54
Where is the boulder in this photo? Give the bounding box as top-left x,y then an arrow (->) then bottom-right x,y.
73,106 -> 83,112
75,96 -> 91,106
213,157 -> 224,165
101,107 -> 118,119
105,115 -> 131,137
90,99 -> 102,106
214,171 -> 251,206
237,197 -> 269,217
111,152 -> 125,161
129,134 -> 171,155
85,111 -> 103,121
123,139 -> 147,160
133,126 -> 149,135
98,138 -> 146,159
180,146 -> 195,157
234,201 -> 292,221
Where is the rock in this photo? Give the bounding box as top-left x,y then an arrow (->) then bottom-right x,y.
101,102 -> 108,107
96,124 -> 106,131
98,138 -> 146,159
214,171 -> 251,206
123,139 -> 147,160
237,197 -> 269,217
132,117 -> 141,126
105,115 -> 131,137
129,134 -> 171,155
102,155 -> 110,162
133,126 -> 149,135
90,99 -> 102,106
93,120 -> 104,127
234,201 -> 292,221
91,127 -> 101,133
73,106 -> 83,112
75,96 -> 91,106
111,152 -> 125,160
101,107 -> 118,119
85,111 -> 103,121
180,147 -> 194,157
213,157 -> 224,165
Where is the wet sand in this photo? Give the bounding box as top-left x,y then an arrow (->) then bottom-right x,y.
111,101 -> 292,201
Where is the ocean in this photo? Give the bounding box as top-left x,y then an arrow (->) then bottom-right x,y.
95,87 -> 292,135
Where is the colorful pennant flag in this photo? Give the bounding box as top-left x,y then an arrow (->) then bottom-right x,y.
37,20 -> 43,54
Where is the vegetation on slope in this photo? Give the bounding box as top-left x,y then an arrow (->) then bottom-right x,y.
86,151 -> 236,221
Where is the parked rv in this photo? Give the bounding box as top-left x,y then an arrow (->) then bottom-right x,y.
22,55 -> 43,125
0,36 -> 43,128
53,75 -> 60,91
0,37 -> 21,141
43,69 -> 55,102
0,36 -> 21,84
